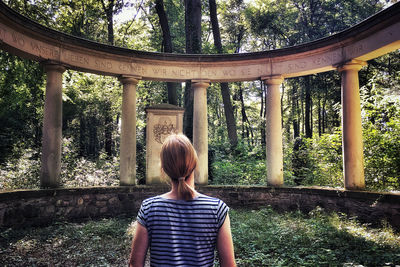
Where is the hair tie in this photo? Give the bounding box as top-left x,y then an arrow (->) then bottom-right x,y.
178,177 -> 185,182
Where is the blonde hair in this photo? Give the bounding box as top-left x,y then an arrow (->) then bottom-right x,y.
160,134 -> 198,200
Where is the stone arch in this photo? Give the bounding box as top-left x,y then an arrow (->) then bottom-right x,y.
0,1 -> 400,188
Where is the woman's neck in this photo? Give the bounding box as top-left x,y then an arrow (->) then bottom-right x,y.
163,172 -> 197,200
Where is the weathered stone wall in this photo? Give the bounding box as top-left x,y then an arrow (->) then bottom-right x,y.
0,186 -> 399,229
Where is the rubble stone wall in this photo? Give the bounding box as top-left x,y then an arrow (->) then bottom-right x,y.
0,186 -> 399,229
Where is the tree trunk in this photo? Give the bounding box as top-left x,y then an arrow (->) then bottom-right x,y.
305,76 -> 312,138
155,0 -> 179,105
101,0 -> 115,157
79,114 -> 86,157
318,97 -> 322,137
209,0 -> 238,147
183,81 -> 194,140
220,83 -> 237,146
239,83 -> 253,144
101,0 -> 115,45
281,82 -> 285,129
183,0 -> 202,140
322,88 -> 327,134
185,0 -> 202,54
104,101 -> 113,157
88,115 -> 98,158
292,86 -> 300,138
260,81 -> 266,147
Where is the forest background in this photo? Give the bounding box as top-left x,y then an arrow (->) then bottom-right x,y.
0,0 -> 399,192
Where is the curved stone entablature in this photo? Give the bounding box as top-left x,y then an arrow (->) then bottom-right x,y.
0,1 -> 399,82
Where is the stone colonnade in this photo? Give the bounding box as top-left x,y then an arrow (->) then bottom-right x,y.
40,61 -> 366,190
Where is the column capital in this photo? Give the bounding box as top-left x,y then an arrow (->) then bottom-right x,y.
42,61 -> 66,73
337,59 -> 367,72
119,75 -> 141,85
191,80 -> 210,87
261,75 -> 284,85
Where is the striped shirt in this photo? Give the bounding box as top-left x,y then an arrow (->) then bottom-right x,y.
136,194 -> 229,267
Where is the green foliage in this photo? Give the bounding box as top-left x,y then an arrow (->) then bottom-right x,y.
288,132 -> 343,188
210,141 -> 266,185
0,139 -> 121,190
1,208 -> 400,266
0,218 -> 132,266
361,56 -> 400,190
0,149 -> 41,190
63,71 -> 122,159
0,52 -> 45,163
364,119 -> 400,190
60,138 -> 120,187
245,0 -> 384,50
311,132 -> 343,187
231,207 -> 400,266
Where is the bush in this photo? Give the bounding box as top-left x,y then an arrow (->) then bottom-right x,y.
287,132 -> 343,188
210,141 -> 266,185
364,119 -> 400,190
60,138 -> 120,187
0,148 -> 41,190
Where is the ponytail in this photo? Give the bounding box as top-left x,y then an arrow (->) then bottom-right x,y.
160,134 -> 198,201
177,177 -> 195,201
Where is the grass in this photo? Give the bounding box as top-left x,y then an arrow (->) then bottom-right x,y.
0,218 -> 134,266
1,207 -> 399,266
230,207 -> 400,266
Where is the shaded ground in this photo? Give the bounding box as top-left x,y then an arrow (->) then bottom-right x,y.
1,207 -> 399,266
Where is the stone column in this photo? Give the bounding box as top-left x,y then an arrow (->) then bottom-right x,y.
40,63 -> 66,188
119,76 -> 140,186
338,60 -> 366,190
263,76 -> 284,186
192,80 -> 210,185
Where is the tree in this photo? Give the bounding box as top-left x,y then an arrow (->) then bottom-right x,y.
183,0 -> 202,140
154,0 -> 180,105
0,52 -> 44,163
304,76 -> 312,138
209,0 -> 238,147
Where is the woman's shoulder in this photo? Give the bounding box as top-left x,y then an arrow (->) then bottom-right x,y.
140,195 -> 164,206
141,193 -> 227,207
196,194 -> 228,206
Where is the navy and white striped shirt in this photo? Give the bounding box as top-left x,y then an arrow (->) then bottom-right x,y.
136,194 -> 229,267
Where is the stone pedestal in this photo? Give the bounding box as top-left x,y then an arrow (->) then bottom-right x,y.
145,104 -> 184,185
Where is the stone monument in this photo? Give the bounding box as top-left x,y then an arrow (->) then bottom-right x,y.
145,104 -> 184,184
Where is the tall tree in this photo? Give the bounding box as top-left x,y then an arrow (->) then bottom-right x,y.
304,76 -> 312,138
155,0 -> 179,105
209,0 -> 238,147
100,0 -> 123,157
183,0 -> 202,140
101,0 -> 115,45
